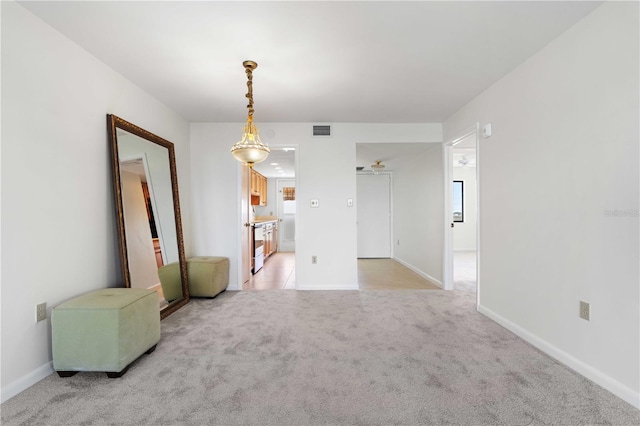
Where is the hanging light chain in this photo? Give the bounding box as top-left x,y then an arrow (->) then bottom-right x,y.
244,62 -> 256,119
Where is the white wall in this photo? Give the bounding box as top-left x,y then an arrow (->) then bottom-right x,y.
357,173 -> 392,258
190,123 -> 245,288
392,144 -> 444,285
190,123 -> 442,290
1,1 -> 191,402
444,2 -> 639,407
453,166 -> 477,251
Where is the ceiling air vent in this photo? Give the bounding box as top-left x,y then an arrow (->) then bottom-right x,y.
312,125 -> 331,137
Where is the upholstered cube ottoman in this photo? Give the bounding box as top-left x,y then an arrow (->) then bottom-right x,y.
157,262 -> 183,303
52,288 -> 160,378
187,256 -> 229,298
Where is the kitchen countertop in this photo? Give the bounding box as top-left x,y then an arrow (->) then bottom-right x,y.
252,217 -> 278,225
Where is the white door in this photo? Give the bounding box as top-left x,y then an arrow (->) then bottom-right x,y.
277,179 -> 296,252
357,174 -> 391,258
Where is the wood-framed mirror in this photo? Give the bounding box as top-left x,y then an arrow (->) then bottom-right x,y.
107,114 -> 189,319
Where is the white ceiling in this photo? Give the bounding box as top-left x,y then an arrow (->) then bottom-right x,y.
453,149 -> 476,168
253,147 -> 296,178
19,1 -> 600,124
19,1 -> 600,178
356,143 -> 433,174
453,133 -> 476,168
254,143 -> 439,177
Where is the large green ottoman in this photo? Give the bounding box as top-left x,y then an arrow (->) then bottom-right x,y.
52,288 -> 160,378
187,256 -> 229,298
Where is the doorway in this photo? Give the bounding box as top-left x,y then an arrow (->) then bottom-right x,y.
242,146 -> 297,290
452,136 -> 477,292
444,127 -> 479,298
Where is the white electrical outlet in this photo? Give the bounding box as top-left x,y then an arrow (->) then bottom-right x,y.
579,301 -> 590,321
312,255 -> 317,264
36,303 -> 47,322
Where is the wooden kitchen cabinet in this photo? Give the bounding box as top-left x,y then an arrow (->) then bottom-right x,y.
250,169 -> 268,206
259,174 -> 267,205
250,169 -> 259,195
263,221 -> 278,259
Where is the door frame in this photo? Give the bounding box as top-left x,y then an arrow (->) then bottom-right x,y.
237,144 -> 299,290
239,162 -> 251,287
443,124 -> 480,304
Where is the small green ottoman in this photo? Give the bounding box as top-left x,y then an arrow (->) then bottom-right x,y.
157,261 -> 183,303
52,288 -> 160,378
187,256 -> 229,298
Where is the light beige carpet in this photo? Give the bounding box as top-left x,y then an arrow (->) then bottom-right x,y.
2,290 -> 638,425
454,251 -> 477,293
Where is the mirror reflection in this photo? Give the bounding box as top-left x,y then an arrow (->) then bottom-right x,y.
108,115 -> 189,318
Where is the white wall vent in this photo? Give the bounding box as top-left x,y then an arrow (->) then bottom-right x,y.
312,125 -> 331,137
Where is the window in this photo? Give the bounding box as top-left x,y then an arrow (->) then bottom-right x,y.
283,187 -> 295,201
453,181 -> 464,222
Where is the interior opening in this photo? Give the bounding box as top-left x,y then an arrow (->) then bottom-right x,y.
243,147 -> 296,290
452,135 -> 478,293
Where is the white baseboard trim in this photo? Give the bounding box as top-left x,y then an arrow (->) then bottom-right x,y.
1,361 -> 54,403
393,257 -> 443,288
478,304 -> 640,409
295,283 -> 359,290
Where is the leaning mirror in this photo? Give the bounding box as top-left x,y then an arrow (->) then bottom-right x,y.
107,114 -> 189,319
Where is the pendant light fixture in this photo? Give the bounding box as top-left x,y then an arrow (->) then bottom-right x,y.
371,160 -> 385,174
230,60 -> 270,167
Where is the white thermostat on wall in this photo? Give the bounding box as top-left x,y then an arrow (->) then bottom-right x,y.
483,123 -> 492,138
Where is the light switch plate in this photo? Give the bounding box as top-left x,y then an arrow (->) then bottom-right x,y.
483,123 -> 492,138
